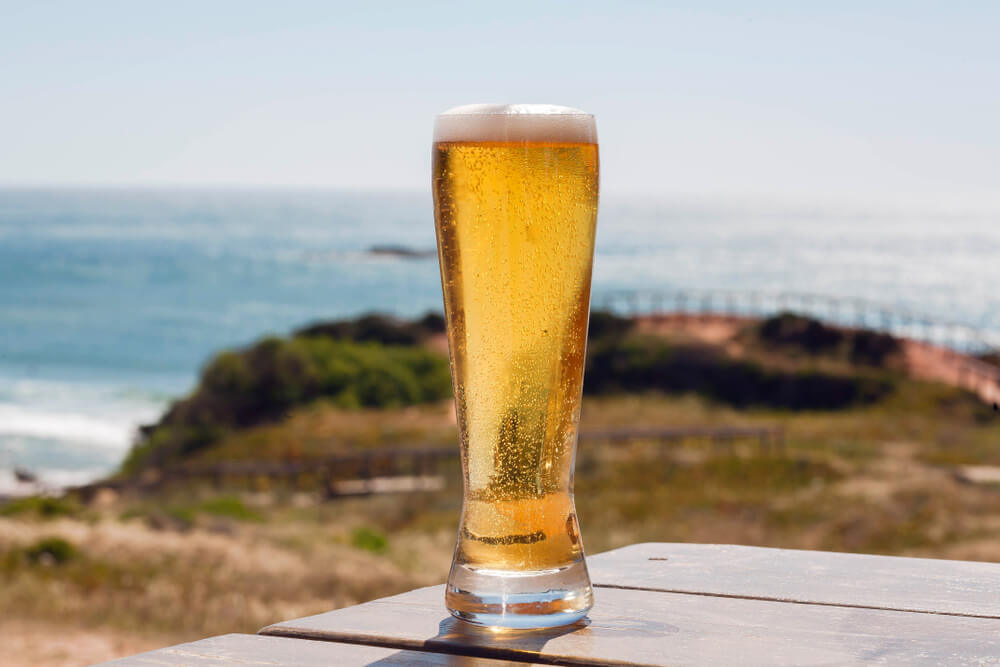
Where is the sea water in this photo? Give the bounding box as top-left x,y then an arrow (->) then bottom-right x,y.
1,188 -> 998,491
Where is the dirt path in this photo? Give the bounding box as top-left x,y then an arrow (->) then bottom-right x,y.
903,339 -> 1000,404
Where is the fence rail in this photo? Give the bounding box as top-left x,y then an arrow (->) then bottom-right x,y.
597,287 -> 1000,405
72,426 -> 784,501
580,426 -> 784,454
597,288 -> 1000,356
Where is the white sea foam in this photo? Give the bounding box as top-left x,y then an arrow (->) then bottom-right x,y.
0,404 -> 133,449
0,374 -> 169,488
434,104 -> 597,143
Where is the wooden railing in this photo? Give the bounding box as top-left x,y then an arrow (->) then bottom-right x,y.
597,288 -> 1000,356
597,287 -> 1000,404
73,426 -> 784,500
580,425 -> 784,454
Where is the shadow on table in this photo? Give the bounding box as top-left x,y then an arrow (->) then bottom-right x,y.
364,615 -> 591,666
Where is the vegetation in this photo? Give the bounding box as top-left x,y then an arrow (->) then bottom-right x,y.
0,495 -> 80,519
294,312 -> 445,345
585,310 -> 896,408
4,312 -> 997,665
585,334 -> 893,409
65,307 -> 984,661
978,351 -> 1000,367
125,312 -> 916,475
352,526 -> 389,554
196,496 -> 263,522
23,537 -> 78,565
3,380 -> 998,663
757,312 -> 903,367
124,336 -> 452,473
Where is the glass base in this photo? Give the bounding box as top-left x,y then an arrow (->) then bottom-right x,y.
445,560 -> 593,629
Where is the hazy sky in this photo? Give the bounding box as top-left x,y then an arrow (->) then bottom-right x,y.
2,1 -> 998,201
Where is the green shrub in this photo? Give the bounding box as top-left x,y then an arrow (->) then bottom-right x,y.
351,526 -> 388,554
124,337 -> 452,472
0,495 -> 79,519
588,310 -> 635,342
295,312 -> 445,345
850,330 -> 902,367
759,312 -> 844,353
585,335 -> 893,410
165,507 -> 196,527
197,496 -> 262,522
25,537 -> 77,565
758,312 -> 902,368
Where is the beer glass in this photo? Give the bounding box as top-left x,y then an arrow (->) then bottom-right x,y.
432,104 -> 598,628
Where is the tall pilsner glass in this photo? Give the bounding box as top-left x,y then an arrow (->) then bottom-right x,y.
432,104 -> 598,628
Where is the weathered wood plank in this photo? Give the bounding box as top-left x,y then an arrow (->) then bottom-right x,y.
94,633 -> 529,666
587,543 -> 1000,618
260,584 -> 1000,666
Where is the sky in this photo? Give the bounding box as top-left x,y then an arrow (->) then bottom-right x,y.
1,1 -> 999,202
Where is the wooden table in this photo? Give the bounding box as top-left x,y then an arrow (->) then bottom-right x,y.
99,543 -> 1000,666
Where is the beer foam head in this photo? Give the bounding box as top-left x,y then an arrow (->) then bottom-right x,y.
434,104 -> 597,143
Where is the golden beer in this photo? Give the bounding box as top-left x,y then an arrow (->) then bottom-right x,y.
432,104 -> 598,628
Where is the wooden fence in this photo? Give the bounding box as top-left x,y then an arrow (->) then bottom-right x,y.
598,288 -> 1000,356
73,426 -> 784,501
597,288 -> 1000,405
580,425 -> 784,455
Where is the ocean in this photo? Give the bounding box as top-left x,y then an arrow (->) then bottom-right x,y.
1,188 -> 998,492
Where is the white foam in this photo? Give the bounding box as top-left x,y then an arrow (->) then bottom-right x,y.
434,104 -> 597,144
0,404 -> 135,450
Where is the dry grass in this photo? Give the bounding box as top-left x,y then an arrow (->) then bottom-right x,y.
3,382 -> 1000,665
0,497 -> 456,666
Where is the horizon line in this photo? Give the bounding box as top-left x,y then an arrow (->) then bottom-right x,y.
2,183 -> 1000,213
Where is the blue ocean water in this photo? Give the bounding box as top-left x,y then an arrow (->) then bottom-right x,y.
1,188 -> 998,490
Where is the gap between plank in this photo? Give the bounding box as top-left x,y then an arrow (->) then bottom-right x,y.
591,583 -> 1000,621
260,626 -> 642,667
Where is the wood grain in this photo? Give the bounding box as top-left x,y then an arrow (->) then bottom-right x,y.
587,543 -> 1000,618
260,584 -> 1000,666
95,633 -> 530,666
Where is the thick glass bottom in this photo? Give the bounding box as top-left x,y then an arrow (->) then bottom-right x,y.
445,559 -> 593,629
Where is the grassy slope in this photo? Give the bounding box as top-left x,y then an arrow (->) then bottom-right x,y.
128,312 -> 919,470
